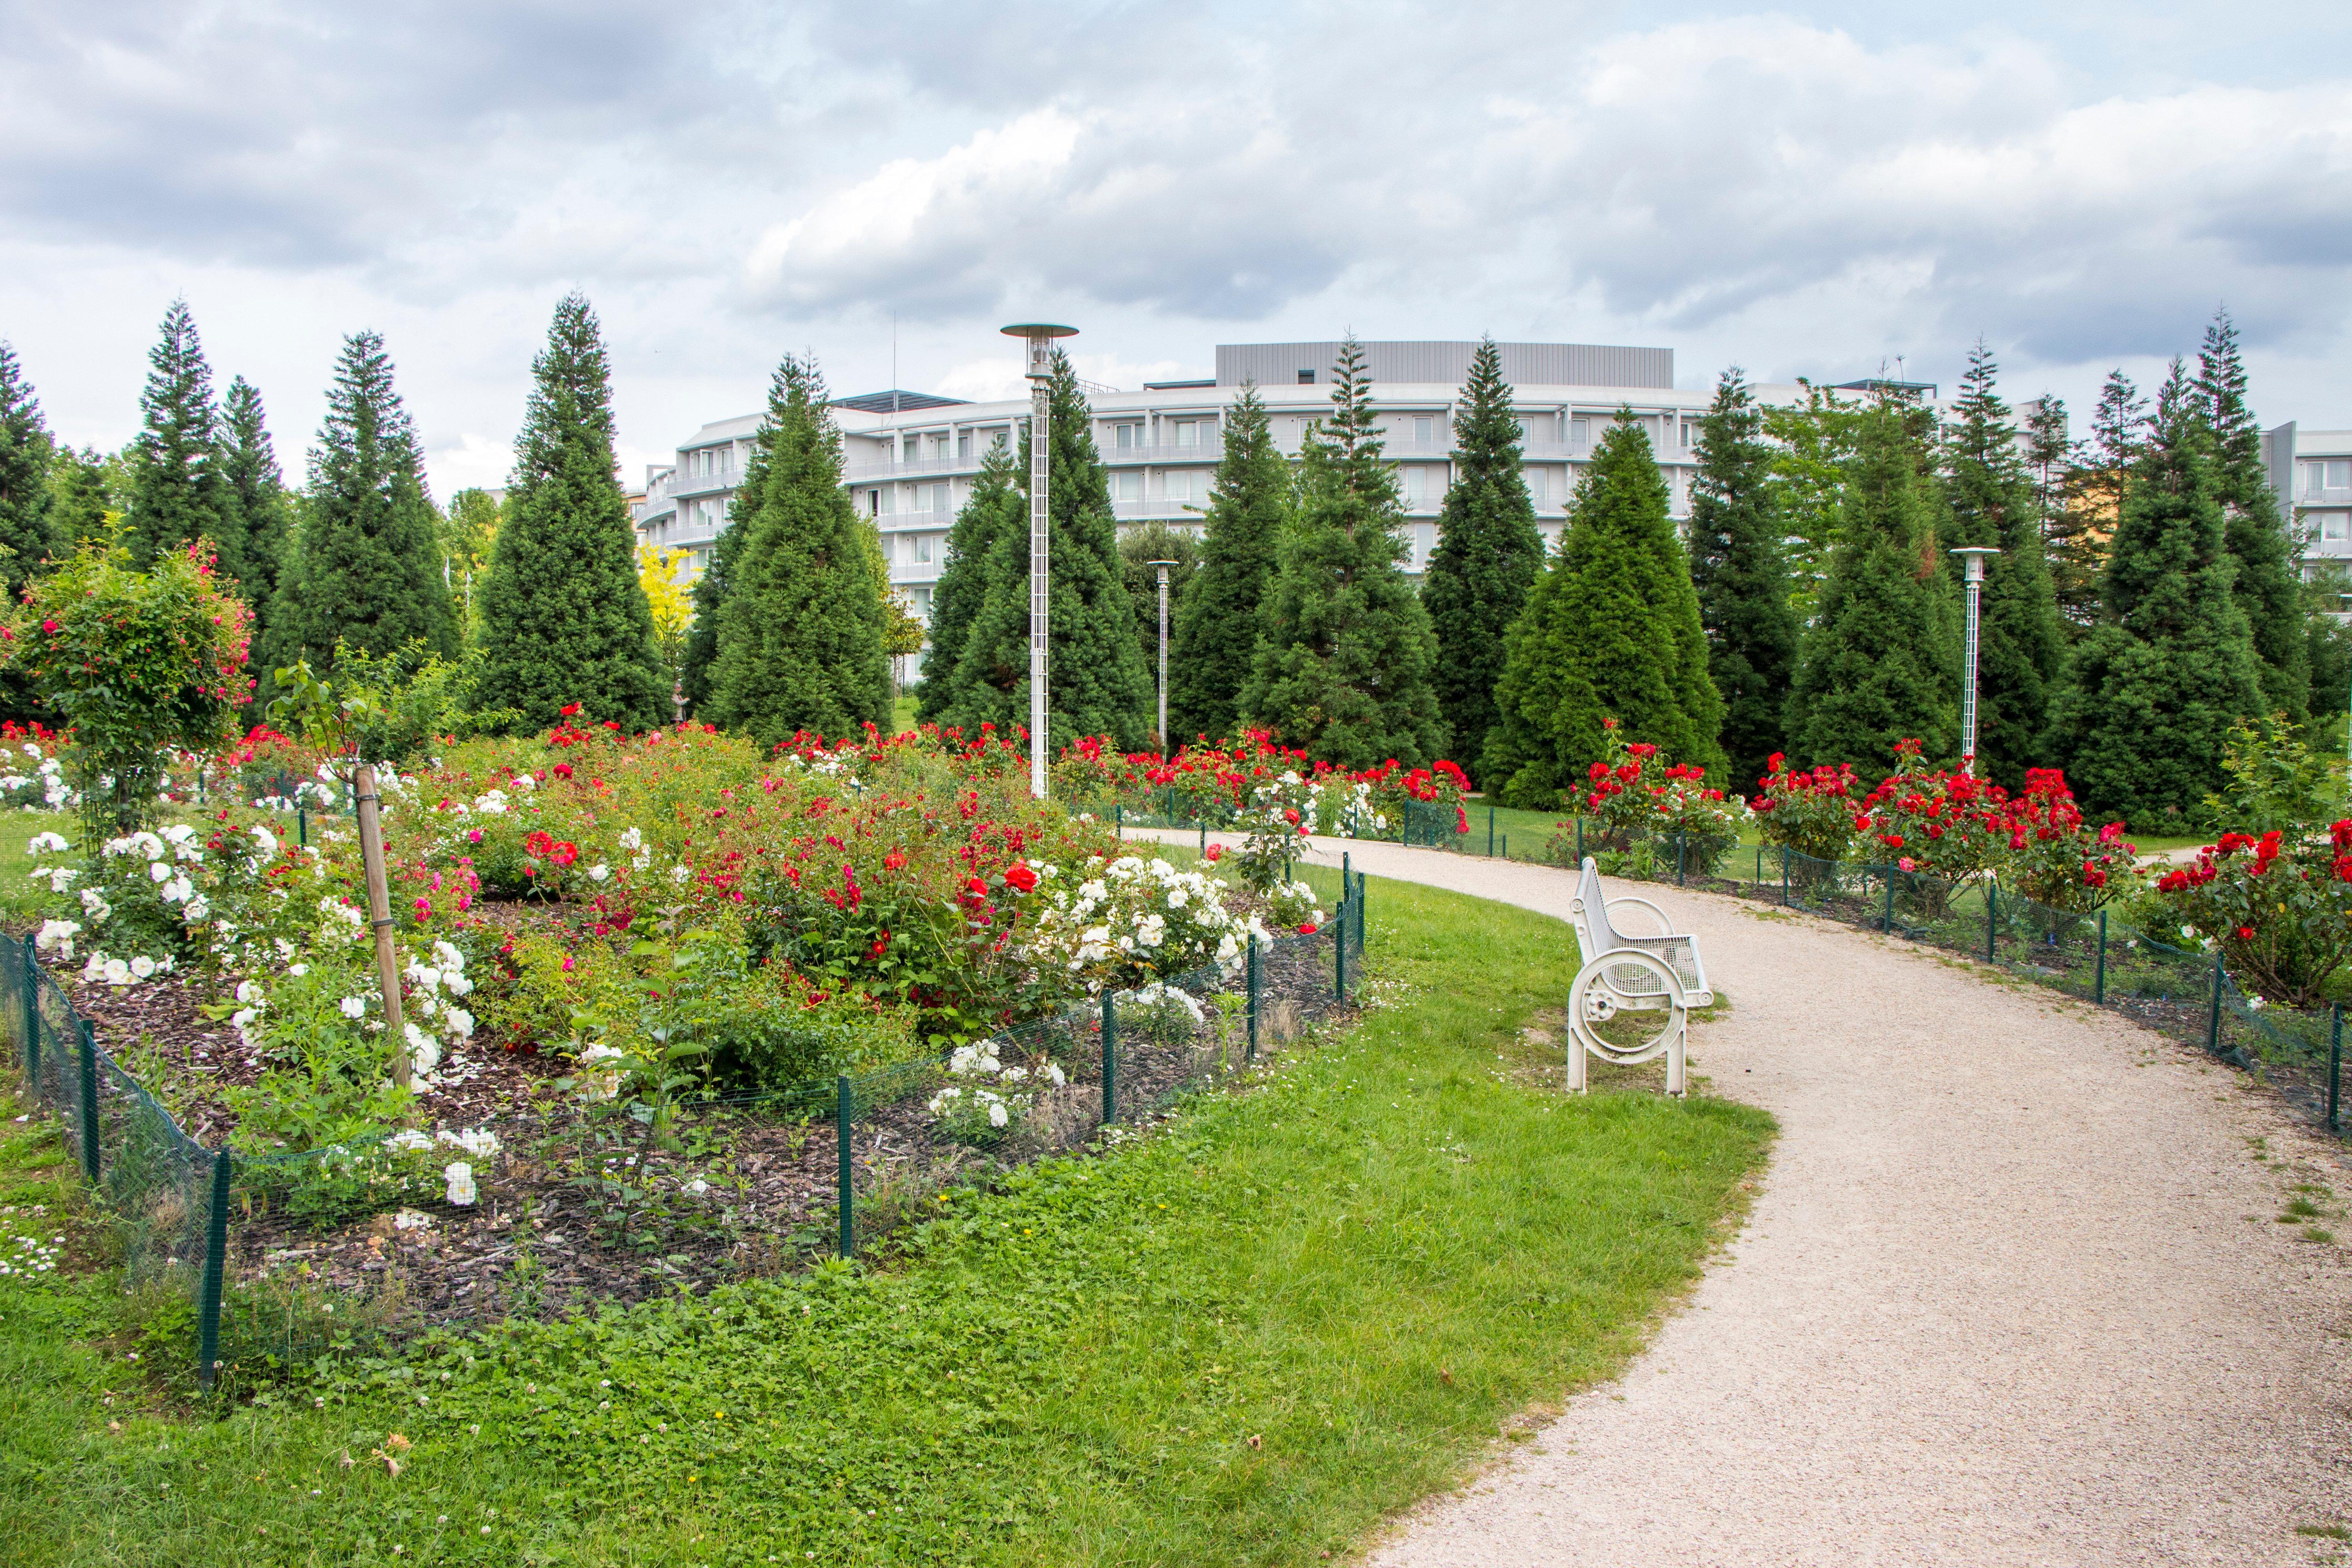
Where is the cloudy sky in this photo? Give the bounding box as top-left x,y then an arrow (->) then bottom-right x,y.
4,0 -> 2348,498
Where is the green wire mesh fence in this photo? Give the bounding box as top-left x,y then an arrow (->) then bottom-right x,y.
5,900 -> 1367,1390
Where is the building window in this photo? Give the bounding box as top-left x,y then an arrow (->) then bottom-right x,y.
926,482 -> 949,514
1413,416 -> 1433,443
1113,471 -> 1142,501
2311,460 -> 2352,493
1570,418 -> 1590,445
1680,421 -> 1696,448
879,532 -> 895,564
1116,422 -> 1143,449
1297,369 -> 1314,384
1174,421 -> 1198,447
957,431 -> 972,461
1402,467 -> 1427,504
915,534 -> 933,565
2321,513 -> 2351,543
1165,470 -> 1197,503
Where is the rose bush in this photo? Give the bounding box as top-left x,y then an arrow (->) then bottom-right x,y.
2154,823 -> 2352,1008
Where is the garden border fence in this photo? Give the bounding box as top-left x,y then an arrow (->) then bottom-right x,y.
2,869 -> 1369,1392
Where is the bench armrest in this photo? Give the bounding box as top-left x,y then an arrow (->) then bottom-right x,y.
1607,896 -> 1676,936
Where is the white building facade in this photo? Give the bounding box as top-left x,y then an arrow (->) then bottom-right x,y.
630,339 -> 2030,661
2264,423 -> 2352,580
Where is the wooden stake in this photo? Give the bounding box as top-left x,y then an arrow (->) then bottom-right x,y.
353,762 -> 410,1091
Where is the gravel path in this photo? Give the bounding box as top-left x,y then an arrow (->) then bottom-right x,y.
1134,828 -> 2352,1565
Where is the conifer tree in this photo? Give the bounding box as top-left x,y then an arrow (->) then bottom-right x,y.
2027,393 -> 2100,635
267,330 -> 458,675
0,343 -> 54,597
2052,363 -> 2265,824
477,294 -> 664,731
1168,382 -> 1288,744
916,435 -> 1020,726
1421,338 -> 1544,782
1939,342 -> 2067,785
1481,411 -> 1721,805
1762,380 -> 1867,618
125,300 -> 240,573
1237,338 -> 1446,769
2196,308 -> 2308,720
219,375 -> 291,628
706,354 -> 892,746
46,446 -> 114,557
951,351 -> 1154,749
1687,368 -> 1798,792
1785,397 -> 1960,783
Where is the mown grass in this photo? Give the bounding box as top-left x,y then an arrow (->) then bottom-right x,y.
0,874 -> 1772,1567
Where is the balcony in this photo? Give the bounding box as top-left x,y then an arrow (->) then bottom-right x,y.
1102,436 -> 1225,465
1111,498 -> 1210,522
843,451 -> 975,481
2305,486 -> 2352,506
670,469 -> 740,500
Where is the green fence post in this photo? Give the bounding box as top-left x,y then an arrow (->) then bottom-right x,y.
76,1019 -> 100,1185
1575,818 -> 1584,867
1102,991 -> 1117,1123
297,805 -> 308,848
1487,805 -> 1495,857
20,940 -> 38,1082
1882,869 -> 1894,934
1355,869 -> 1367,950
1676,833 -> 1686,887
1114,803 -> 1122,839
196,1147 -> 231,1391
1499,833 -> 1507,859
2327,1005 -> 2341,1135
1754,844 -> 1762,888
2206,953 -> 2224,1056
1199,821 -> 1207,857
1985,882 -> 1998,963
1246,937 -> 1261,1063
1335,894 -> 1349,1003
1781,846 -> 1790,906
835,1075 -> 854,1260
2093,910 -> 2108,1006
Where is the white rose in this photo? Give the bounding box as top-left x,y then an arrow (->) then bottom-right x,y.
102,958 -> 132,985
443,1162 -> 478,1205
129,956 -> 156,980
148,861 -> 174,884
339,996 -> 367,1020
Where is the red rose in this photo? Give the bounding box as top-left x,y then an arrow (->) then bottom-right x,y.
1298,923 -> 1318,935
560,702 -> 581,717
1004,863 -> 1039,893
2235,926 -> 2254,940
40,619 -> 58,633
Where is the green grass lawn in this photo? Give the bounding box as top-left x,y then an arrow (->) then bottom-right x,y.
0,875 -> 1772,1568
892,695 -> 917,735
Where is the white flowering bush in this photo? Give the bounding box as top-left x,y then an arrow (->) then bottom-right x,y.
1231,774 -> 1319,892
1027,854 -> 1301,994
926,1037 -> 1067,1144
0,742 -> 73,811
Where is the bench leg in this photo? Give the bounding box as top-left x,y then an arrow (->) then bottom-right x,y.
1666,1019 -> 1686,1098
1566,1000 -> 1588,1095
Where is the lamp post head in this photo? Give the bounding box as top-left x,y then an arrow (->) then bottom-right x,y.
1147,558 -> 1176,583
1001,322 -> 1078,381
1950,546 -> 2000,584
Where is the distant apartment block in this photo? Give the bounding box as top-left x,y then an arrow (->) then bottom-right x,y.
2264,423 -> 2352,580
630,340 -> 2051,661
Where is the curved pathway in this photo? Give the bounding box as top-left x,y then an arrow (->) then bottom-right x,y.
1135,828 -> 2352,1565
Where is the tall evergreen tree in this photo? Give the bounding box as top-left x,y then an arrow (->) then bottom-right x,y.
1237,338 -> 1446,769
1421,338 -> 1544,783
951,351 -> 1154,749
218,375 -> 290,623
915,434 -> 1021,726
1481,411 -> 1721,805
2052,363 -> 2265,824
1117,520 -> 1201,745
46,446 -> 115,557
707,354 -> 892,746
1939,342 -> 2067,785
267,330 -> 458,675
2027,392 -> 2100,635
1167,382 -> 1289,745
1785,397 -> 1960,782
477,294 -> 664,731
125,299 -> 240,573
1762,380 -> 1867,619
1687,367 -> 1798,792
2197,308 -> 2308,720
0,342 -> 54,596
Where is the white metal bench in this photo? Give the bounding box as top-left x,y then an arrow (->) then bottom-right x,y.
1565,857 -> 1710,1097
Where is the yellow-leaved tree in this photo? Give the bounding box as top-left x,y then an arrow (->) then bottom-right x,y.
638,544 -> 695,720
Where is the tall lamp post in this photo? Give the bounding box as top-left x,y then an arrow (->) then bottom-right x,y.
1147,559 -> 1177,756
1952,547 -> 1999,775
1002,322 -> 1078,797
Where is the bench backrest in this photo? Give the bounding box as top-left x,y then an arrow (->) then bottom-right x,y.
1571,857 -> 1630,961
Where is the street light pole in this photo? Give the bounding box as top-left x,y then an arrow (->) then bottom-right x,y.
2338,593 -> 2352,769
1147,559 -> 1176,756
1951,547 -> 1999,775
1002,322 -> 1078,797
